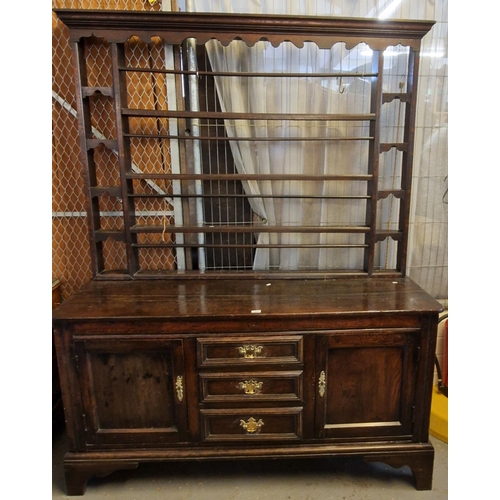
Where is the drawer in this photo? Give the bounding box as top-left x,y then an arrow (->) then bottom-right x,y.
200,407 -> 302,442
197,336 -> 303,367
199,371 -> 303,403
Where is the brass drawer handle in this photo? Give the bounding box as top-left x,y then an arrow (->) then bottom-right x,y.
237,345 -> 263,359
318,371 -> 326,397
239,417 -> 264,434
238,379 -> 263,395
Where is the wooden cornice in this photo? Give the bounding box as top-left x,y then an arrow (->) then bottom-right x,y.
54,9 -> 435,50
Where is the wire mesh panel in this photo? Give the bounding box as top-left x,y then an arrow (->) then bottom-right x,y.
52,0 -> 159,297
53,8 -> 91,298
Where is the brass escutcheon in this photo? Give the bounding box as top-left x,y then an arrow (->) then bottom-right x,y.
238,379 -> 263,395
237,345 -> 263,359
239,417 -> 264,434
175,375 -> 184,402
318,371 -> 326,397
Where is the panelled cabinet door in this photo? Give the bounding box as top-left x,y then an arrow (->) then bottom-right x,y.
314,329 -> 420,440
74,338 -> 188,447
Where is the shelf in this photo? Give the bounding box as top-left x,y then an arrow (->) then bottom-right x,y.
130,224 -> 371,234
57,8 -> 430,278
125,173 -> 373,181
132,242 -> 369,249
122,108 -> 376,122
129,193 -> 371,200
124,133 -> 373,142
119,66 -> 379,79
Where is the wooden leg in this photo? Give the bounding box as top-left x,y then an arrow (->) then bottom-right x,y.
363,449 -> 434,491
409,452 -> 434,491
64,461 -> 139,496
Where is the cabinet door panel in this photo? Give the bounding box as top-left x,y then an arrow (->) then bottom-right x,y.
75,338 -> 188,447
315,329 -> 419,440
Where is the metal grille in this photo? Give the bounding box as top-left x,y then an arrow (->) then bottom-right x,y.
53,5 -> 90,299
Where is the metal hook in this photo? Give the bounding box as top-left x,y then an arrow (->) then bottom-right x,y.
338,77 -> 345,94
442,176 -> 448,204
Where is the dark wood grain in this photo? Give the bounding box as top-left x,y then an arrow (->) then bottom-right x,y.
54,9 -> 435,50
53,277 -> 441,321
54,277 -> 440,494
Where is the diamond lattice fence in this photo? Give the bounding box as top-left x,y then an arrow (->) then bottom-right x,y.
52,1 -> 165,298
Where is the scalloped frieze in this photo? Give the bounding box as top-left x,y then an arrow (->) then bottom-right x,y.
90,186 -> 122,199
94,230 -> 127,243
382,93 -> 411,104
375,232 -> 402,243
377,190 -> 405,201
86,139 -> 118,151
380,143 -> 408,153
82,86 -> 114,98
65,30 -> 426,51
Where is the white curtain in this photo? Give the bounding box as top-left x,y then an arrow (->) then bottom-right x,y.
193,0 -> 371,270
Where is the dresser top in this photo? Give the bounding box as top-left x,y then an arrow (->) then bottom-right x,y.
52,277 -> 442,322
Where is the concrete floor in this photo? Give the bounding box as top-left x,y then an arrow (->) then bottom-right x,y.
52,430 -> 447,499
